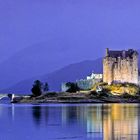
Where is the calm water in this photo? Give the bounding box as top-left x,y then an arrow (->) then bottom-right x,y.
0,102 -> 140,140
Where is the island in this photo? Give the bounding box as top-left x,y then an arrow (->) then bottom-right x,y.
11,82 -> 140,104
5,48 -> 140,104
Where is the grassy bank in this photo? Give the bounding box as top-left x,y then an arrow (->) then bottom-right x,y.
12,90 -> 140,104
92,82 -> 140,95
11,82 -> 140,104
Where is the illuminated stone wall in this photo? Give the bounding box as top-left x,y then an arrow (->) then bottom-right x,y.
103,49 -> 139,85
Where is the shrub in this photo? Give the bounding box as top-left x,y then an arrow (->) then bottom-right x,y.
31,80 -> 42,97
121,93 -> 134,99
66,82 -> 80,93
43,82 -> 49,93
46,92 -> 58,97
98,90 -> 109,97
90,90 -> 98,95
92,82 -> 108,91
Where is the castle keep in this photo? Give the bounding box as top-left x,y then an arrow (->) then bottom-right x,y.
103,48 -> 139,85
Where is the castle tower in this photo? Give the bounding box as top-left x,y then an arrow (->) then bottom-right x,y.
103,49 -> 139,85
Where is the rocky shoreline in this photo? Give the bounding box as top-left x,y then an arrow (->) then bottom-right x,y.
11,92 -> 140,104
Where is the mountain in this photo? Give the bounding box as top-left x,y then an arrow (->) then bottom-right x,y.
0,41 -> 100,90
1,58 -> 103,94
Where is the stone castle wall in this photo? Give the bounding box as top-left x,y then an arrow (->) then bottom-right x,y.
103,50 -> 138,85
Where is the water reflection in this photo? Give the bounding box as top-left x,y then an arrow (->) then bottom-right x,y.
62,106 -> 87,125
61,104 -> 140,140
31,104 -> 140,140
86,105 -> 103,139
103,104 -> 136,140
32,106 -> 42,126
1,104 -> 140,140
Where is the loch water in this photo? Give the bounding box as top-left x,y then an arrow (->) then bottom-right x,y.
0,102 -> 140,140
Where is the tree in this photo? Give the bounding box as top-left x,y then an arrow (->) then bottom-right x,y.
43,82 -> 49,93
31,80 -> 42,97
66,82 -> 80,93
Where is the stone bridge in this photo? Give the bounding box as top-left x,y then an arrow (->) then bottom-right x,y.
0,94 -> 15,102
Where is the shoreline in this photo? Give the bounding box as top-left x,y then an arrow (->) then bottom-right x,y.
11,92 -> 140,104
11,100 -> 140,104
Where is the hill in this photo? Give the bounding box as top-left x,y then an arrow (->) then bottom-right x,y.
1,58 -> 102,93
0,41 -> 98,90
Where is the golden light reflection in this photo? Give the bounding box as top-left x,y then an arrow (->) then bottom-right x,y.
87,104 -> 139,140
62,104 -> 140,140
103,104 -> 138,140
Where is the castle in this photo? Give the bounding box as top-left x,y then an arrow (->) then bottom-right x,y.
103,48 -> 139,85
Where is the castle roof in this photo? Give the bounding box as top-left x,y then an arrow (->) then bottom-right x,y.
107,49 -> 137,58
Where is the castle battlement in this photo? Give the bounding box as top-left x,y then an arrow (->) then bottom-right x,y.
103,48 -> 139,85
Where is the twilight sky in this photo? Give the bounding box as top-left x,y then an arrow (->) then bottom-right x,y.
1,0 -> 140,63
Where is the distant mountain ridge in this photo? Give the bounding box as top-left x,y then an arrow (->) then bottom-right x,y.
0,42 -> 99,90
1,58 -> 103,93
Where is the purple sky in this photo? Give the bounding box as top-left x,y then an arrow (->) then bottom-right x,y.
1,0 -> 140,63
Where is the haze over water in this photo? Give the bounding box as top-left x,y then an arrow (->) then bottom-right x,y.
0,103 -> 140,140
